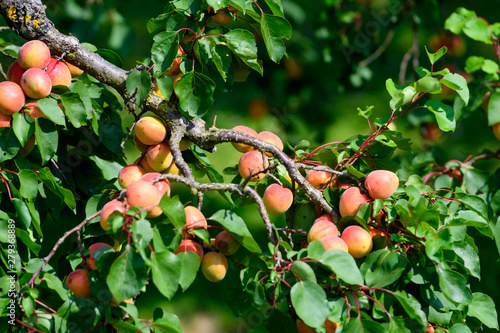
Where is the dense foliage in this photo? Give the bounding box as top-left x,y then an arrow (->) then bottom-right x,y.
0,0 -> 499,332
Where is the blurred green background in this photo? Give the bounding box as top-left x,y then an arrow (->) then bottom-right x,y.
4,0 -> 500,331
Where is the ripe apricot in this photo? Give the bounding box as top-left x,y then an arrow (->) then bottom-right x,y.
297,319 -> 339,333
201,252 -> 228,282
365,170 -> 399,200
341,225 -> 373,258
139,157 -> 156,173
174,239 -> 204,261
126,180 -> 161,216
369,227 -> 386,238
24,101 -> 47,119
263,184 -> 293,216
238,150 -> 269,181
18,40 -> 51,70
306,168 -> 333,190
257,131 -> 283,156
339,187 -> 369,217
164,161 -> 181,175
231,125 -> 258,153
325,319 -> 340,332
7,61 -> 25,84
211,8 -> 233,25
135,116 -> 167,146
20,68 -> 52,99
118,165 -> 145,189
164,46 -> 185,76
46,58 -> 72,87
87,243 -> 113,270
215,230 -> 240,255
0,81 -> 25,115
321,235 -> 348,252
313,214 -> 334,224
307,220 -> 339,243
140,172 -> 171,197
146,142 -> 173,172
0,113 -> 11,127
133,135 -> 149,153
100,200 -> 127,231
63,61 -> 84,77
184,206 -> 207,233
65,269 -> 92,298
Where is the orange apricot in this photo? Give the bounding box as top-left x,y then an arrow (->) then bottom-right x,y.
135,116 -> 167,146
257,131 -> 283,156
18,40 -> 51,70
0,81 -> 25,115
174,239 -> 204,261
63,61 -> 84,77
306,168 -> 333,190
339,187 -> 369,217
321,235 -> 348,252
231,125 -> 258,153
46,58 -> 72,87
20,68 -> 52,99
146,142 -> 173,172
164,46 -> 185,76
238,150 -> 269,181
65,269 -> 92,298
24,101 -> 47,119
126,180 -> 161,216
87,243 -> 113,270
201,252 -> 228,282
100,200 -> 127,231
263,183 -> 293,216
184,206 -> 207,233
341,225 -> 373,258
307,220 -> 339,243
133,135 -> 149,153
140,172 -> 171,197
0,113 -> 12,127
365,170 -> 399,200
7,61 -> 25,85
118,165 -> 145,189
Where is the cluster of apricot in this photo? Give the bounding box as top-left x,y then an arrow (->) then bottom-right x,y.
0,40 -> 83,153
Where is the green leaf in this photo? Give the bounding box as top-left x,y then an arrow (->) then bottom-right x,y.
131,219 -> 154,250
19,169 -> 38,201
0,128 -> 20,162
449,324 -> 472,333
107,245 -> 148,301
12,198 -> 31,229
36,98 -> 66,127
360,249 -> 408,288
438,268 -> 472,305
61,92 -> 87,128
149,251 -> 181,299
445,12 -> 466,34
147,11 -> 173,34
447,210 -> 488,227
385,78 -> 397,96
392,291 -> 426,328
307,241 -> 325,260
153,314 -> 183,333
158,195 -> 186,232
22,295 -> 35,317
291,261 -> 317,283
264,0 -> 284,17
70,81 -> 94,120
467,292 -> 499,329
176,251 -> 200,291
209,210 -> 261,254
465,56 -> 485,73
260,14 -> 292,63
175,71 -> 215,119
357,105 -> 373,119
207,0 -> 230,11
126,70 -> 152,106
441,73 -> 469,105
89,156 -> 123,181
424,100 -> 456,132
151,31 -> 178,75
35,118 -> 58,164
425,45 -> 447,65
415,76 -> 441,93
155,75 -> 173,100
225,29 -> 263,74
16,228 -> 41,254
95,49 -> 122,67
38,167 -> 76,211
487,91 -> 500,126
12,112 -> 34,147
463,18 -> 492,44
211,44 -> 232,81
291,281 -> 329,329
321,250 -> 363,285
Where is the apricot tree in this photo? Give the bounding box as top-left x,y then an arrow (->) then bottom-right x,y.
0,0 -> 499,332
